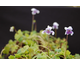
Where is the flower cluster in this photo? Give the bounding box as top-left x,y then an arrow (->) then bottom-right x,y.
10,8 -> 74,37
42,22 -> 59,35
42,22 -> 74,36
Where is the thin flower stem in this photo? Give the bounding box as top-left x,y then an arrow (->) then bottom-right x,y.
66,35 -> 68,41
64,35 -> 68,59
55,29 -> 57,37
35,22 -> 37,31
31,15 -> 34,31
14,27 -> 17,33
47,35 -> 50,55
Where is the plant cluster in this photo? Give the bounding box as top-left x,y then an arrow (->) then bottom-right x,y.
0,8 -> 80,59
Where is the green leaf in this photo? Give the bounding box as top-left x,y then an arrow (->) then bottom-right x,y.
8,55 -> 15,59
14,29 -> 23,40
66,50 -> 71,56
14,34 -> 21,40
17,45 -> 29,54
59,51 -> 64,56
22,54 -> 26,58
3,45 -> 10,54
8,40 -> 14,44
11,45 -> 19,53
54,56 -> 60,59
28,47 -> 34,59
25,33 -> 29,37
36,54 -> 42,59
30,31 -> 37,35
67,55 -> 73,59
15,54 -> 21,58
31,43 -> 39,53
49,51 -> 55,56
35,54 -> 46,59
55,48 -> 61,53
23,30 -> 30,34
33,52 -> 47,59
74,54 -> 80,59
18,37 -> 23,42
17,48 -> 22,54
17,29 -> 23,35
26,40 -> 35,46
55,38 -> 61,44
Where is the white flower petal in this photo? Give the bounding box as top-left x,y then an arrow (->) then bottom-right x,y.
31,8 -> 36,11
10,26 -> 14,32
53,22 -> 59,26
32,12 -> 36,15
37,10 -> 40,14
53,22 -> 59,29
52,26 -> 54,29
47,25 -> 52,30
68,26 -> 73,30
65,31 -> 67,35
46,33 -> 50,35
64,27 -> 68,30
42,31 -> 45,34
10,29 -> 14,32
71,32 -> 74,36
56,26 -> 58,29
51,31 -> 55,35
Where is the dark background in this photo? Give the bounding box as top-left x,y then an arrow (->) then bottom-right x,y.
0,6 -> 80,55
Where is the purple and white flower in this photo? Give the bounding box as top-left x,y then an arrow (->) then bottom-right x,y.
42,25 -> 55,35
10,26 -> 14,32
52,22 -> 59,29
64,26 -> 74,36
31,8 -> 40,15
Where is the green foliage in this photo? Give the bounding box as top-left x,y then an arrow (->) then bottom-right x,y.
0,30 -> 80,59
8,55 -> 15,59
55,48 -> 61,53
14,29 -> 23,42
30,31 -> 37,35
54,56 -> 60,59
11,45 -> 19,53
2,40 -> 19,54
66,50 -> 71,56
23,30 -> 30,34
74,54 -> 80,59
28,47 -> 34,59
17,45 -> 29,54
33,52 -> 47,59
15,54 -> 21,58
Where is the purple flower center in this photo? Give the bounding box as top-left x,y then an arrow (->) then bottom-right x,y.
53,25 -> 57,29
66,30 -> 72,34
33,10 -> 37,13
46,30 -> 50,33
